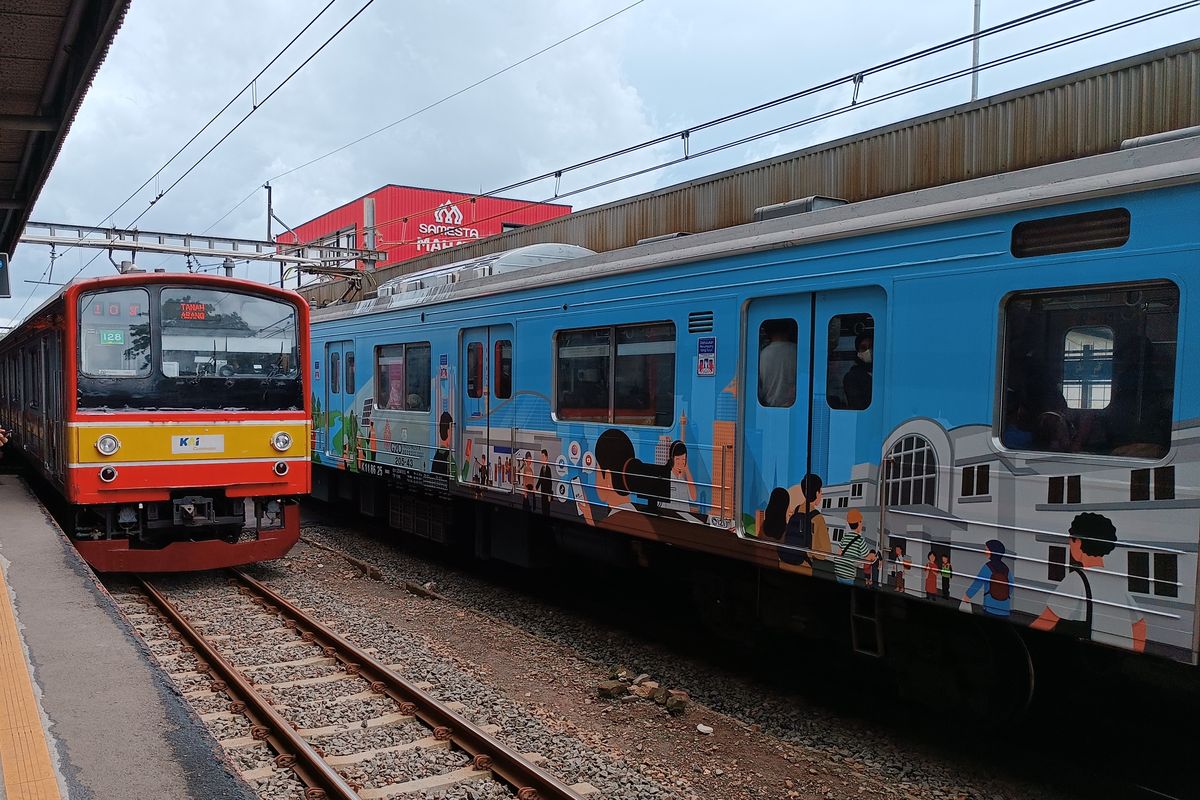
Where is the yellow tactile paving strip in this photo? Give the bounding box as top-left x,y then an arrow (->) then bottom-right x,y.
0,563 -> 61,800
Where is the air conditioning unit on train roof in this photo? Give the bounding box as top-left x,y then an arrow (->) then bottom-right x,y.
477,243 -> 595,277
752,195 -> 847,222
376,243 -> 595,297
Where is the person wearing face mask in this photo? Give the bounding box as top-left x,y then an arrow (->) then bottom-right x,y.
843,333 -> 873,410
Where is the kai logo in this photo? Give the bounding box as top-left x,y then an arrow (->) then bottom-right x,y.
433,201 -> 464,225
170,434 -> 225,454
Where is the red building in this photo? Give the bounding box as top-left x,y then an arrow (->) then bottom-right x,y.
277,185 -> 571,270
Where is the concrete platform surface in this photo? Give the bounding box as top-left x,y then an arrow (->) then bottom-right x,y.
0,475 -> 253,800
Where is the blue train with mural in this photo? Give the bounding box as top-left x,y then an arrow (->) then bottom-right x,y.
310,131 -> 1200,678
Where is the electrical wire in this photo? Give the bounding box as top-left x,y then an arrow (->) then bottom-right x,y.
201,0 -> 651,235
125,0 -> 379,230
7,0 -> 345,322
316,1 -> 1199,266
299,0 -> 1103,255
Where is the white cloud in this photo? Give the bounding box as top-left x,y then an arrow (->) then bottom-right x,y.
3,0 -> 1197,317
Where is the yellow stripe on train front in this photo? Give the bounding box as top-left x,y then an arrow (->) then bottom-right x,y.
68,422 -> 310,465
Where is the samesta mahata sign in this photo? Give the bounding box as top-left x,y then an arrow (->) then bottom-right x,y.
415,201 -> 481,253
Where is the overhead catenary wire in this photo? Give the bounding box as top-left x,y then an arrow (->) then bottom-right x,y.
294,0 -> 1197,273
124,0 -> 380,231
288,0 -> 1108,258
216,0 -> 1095,243
200,0 -> 652,236
7,0 -> 346,323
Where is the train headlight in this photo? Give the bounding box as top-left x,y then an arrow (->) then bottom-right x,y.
96,434 -> 121,456
271,431 -> 292,452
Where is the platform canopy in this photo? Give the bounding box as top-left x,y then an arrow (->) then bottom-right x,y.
0,0 -> 129,265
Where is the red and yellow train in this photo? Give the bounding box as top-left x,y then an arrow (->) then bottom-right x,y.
0,272 -> 310,572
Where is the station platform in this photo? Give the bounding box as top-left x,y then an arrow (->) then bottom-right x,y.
0,475 -> 252,800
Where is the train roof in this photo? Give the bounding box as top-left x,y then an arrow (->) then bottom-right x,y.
311,129 -> 1200,325
1,272 -> 307,346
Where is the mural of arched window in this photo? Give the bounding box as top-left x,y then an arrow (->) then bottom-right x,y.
885,435 -> 937,506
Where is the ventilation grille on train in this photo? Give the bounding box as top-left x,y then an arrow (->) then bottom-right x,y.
688,311 -> 714,333
1011,208 -> 1130,258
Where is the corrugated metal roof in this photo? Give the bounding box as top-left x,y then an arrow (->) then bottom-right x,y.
0,0 -> 131,257
301,36 -> 1200,308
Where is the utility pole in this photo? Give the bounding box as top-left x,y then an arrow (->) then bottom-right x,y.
971,0 -> 982,101
265,182 -> 279,287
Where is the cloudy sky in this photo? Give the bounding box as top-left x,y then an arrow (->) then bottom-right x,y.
3,0 -> 1197,326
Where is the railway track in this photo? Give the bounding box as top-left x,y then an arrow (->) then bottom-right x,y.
111,570 -> 588,800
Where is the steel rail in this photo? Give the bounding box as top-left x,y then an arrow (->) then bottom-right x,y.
136,579 -> 360,800
230,569 -> 584,800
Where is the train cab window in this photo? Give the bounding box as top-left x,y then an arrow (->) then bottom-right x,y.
79,288 -> 151,378
556,327 -> 611,422
329,352 -> 341,393
376,343 -> 431,412
345,352 -> 355,394
826,313 -> 874,410
494,340 -> 512,400
1000,282 -> 1178,458
161,288 -> 298,379
466,342 -> 483,399
758,318 -> 797,407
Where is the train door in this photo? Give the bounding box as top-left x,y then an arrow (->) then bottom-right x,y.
323,340 -> 351,461
811,288 -> 886,551
742,294 -> 812,539
458,325 -> 515,493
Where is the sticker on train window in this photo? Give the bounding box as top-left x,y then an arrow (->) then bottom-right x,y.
99,329 -> 125,345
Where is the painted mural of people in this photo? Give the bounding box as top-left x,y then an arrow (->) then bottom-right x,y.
576,429 -> 664,537
924,551 -> 940,600
940,554 -> 952,600
759,487 -> 791,543
835,508 -> 869,586
778,473 -> 832,578
887,546 -> 911,592
432,411 -> 453,475
960,540 -> 1011,617
661,440 -> 698,514
864,550 -> 881,588
537,449 -> 554,516
1030,513 -> 1147,652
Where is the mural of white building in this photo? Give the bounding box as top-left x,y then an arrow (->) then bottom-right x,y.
820,417 -> 1199,660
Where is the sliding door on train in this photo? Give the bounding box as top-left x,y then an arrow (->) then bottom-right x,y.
323,340 -> 353,462
458,325 -> 515,493
741,288 -> 885,552
742,295 -> 813,540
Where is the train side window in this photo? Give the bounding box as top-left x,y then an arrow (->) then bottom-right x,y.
556,327 -> 611,422
404,343 -> 431,411
329,352 -> 340,394
466,342 -> 483,399
377,343 -> 431,411
826,313 -> 874,410
758,318 -> 797,407
494,340 -> 512,400
1000,281 -> 1177,458
345,352 -> 355,395
614,322 -> 675,427
79,288 -> 151,378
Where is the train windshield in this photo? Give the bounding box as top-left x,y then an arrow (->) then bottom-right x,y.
160,289 -> 297,379
79,289 -> 152,377
77,285 -> 303,412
